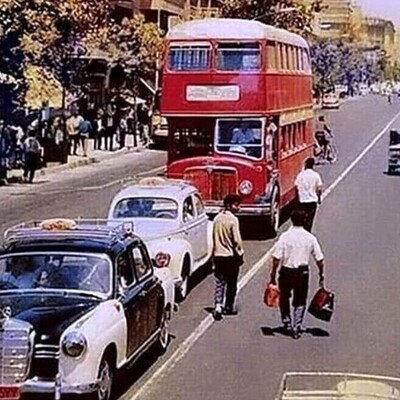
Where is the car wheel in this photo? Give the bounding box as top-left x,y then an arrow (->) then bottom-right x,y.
95,356 -> 114,400
388,166 -> 396,175
177,259 -> 190,302
156,309 -> 170,353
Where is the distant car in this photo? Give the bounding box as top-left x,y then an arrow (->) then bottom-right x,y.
322,93 -> 340,109
0,219 -> 172,400
108,177 -> 213,301
151,116 -> 168,149
359,84 -> 369,96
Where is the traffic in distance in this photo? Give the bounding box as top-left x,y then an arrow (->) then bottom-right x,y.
1,16 -> 400,400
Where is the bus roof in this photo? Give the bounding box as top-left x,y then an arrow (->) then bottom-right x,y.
167,18 -> 309,48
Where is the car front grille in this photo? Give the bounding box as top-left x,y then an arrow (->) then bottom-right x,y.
0,319 -> 34,385
30,344 -> 60,379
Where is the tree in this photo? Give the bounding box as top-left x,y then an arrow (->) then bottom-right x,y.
219,0 -> 325,35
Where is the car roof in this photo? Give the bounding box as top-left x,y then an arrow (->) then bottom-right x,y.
111,178 -> 198,204
1,220 -> 141,257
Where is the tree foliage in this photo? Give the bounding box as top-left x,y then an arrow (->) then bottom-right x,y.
219,0 -> 325,35
0,0 -> 162,109
310,39 -> 381,93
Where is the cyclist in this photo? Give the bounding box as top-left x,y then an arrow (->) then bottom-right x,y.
315,115 -> 332,160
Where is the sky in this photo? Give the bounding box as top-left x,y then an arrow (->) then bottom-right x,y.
356,0 -> 400,27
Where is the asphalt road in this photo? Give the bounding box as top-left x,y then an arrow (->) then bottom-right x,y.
1,95 -> 400,399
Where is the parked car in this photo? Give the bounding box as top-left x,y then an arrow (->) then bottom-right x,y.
0,218 -> 172,400
108,177 -> 213,301
151,115 -> 168,149
322,93 -> 340,109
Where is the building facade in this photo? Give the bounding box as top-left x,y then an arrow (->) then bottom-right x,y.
318,0 -> 353,39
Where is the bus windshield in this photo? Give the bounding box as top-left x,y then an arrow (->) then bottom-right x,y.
215,119 -> 263,159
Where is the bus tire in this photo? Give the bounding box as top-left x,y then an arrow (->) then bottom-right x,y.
266,188 -> 280,239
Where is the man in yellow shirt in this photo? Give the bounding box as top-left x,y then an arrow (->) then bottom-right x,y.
212,194 -> 244,320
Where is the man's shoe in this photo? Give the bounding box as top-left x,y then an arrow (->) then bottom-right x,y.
213,305 -> 223,321
223,307 -> 238,316
292,328 -> 302,340
282,323 -> 292,335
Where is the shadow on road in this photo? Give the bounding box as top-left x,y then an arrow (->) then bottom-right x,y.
261,326 -> 330,338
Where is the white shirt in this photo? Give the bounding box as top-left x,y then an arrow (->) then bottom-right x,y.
295,169 -> 323,203
272,226 -> 324,269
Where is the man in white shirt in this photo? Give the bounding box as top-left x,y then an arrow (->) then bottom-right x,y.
269,209 -> 325,339
294,157 -> 323,232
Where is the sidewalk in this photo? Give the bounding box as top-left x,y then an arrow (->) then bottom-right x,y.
6,137 -> 147,182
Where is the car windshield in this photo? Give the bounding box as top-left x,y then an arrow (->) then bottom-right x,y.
215,119 -> 263,159
113,197 -> 178,219
0,253 -> 112,297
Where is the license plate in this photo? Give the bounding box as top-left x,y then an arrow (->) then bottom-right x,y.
0,387 -> 20,399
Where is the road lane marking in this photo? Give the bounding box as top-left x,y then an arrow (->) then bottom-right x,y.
127,110 -> 400,400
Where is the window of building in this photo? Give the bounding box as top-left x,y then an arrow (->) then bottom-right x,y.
168,45 -> 211,71
216,42 -> 261,71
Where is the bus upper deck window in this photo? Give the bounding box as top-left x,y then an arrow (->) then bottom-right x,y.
217,42 -> 261,71
168,45 -> 211,71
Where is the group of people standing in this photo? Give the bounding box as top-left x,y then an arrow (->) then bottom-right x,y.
0,120 -> 42,184
211,157 -> 325,340
66,101 -> 151,157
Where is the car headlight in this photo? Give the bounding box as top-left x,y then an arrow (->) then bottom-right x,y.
62,332 -> 87,358
239,180 -> 253,196
154,252 -> 171,268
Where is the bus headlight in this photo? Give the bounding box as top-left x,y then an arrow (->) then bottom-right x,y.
239,180 -> 253,196
62,332 -> 87,358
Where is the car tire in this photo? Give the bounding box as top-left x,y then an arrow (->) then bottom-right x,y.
388,166 -> 396,175
91,355 -> 114,400
155,309 -> 170,353
177,258 -> 191,302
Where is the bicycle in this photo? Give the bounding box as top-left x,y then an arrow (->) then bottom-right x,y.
314,137 -> 338,164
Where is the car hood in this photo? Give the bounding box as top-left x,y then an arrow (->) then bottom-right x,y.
0,293 -> 99,345
129,218 -> 179,240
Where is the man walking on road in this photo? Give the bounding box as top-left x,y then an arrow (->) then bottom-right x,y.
295,157 -> 323,232
212,194 -> 244,321
269,209 -> 325,339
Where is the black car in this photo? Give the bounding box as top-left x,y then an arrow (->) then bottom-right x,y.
0,219 -> 171,400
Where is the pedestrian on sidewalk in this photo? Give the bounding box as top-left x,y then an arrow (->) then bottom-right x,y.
0,121 -> 12,185
118,111 -> 128,149
269,209 -> 325,339
294,157 -> 323,232
105,102 -> 116,151
66,110 -> 83,156
78,118 -> 92,157
23,131 -> 42,183
212,194 -> 244,321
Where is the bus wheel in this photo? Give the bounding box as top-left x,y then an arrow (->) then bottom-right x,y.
267,189 -> 280,239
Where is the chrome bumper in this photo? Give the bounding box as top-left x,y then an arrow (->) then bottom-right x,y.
20,374 -> 98,398
206,204 -> 271,217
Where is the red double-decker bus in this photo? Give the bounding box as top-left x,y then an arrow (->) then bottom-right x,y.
161,18 -> 314,237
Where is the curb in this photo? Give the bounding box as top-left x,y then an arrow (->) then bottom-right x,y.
36,147 -> 136,177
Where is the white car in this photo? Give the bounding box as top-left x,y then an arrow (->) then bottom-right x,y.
322,93 -> 340,109
108,177 -> 213,300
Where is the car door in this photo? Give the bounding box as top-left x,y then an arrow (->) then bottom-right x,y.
182,195 -> 201,262
130,244 -> 164,340
116,250 -> 148,359
192,193 -> 208,260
